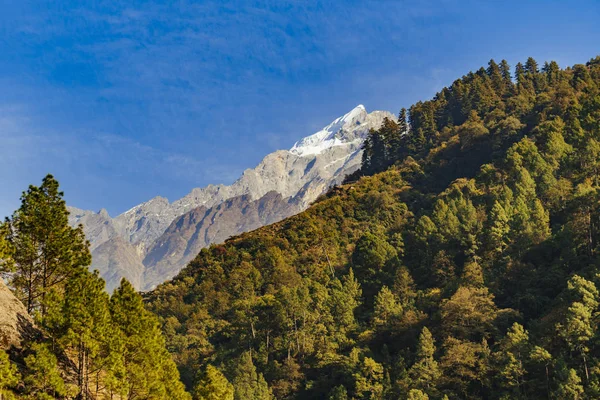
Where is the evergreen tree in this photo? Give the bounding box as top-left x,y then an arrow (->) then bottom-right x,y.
487,59 -> 504,94
232,352 -> 271,400
488,201 -> 510,256
398,108 -> 408,135
530,346 -> 552,399
361,134 -> 374,175
110,279 -> 190,400
495,323 -> 529,396
543,60 -> 560,84
515,62 -> 526,88
328,385 -> 349,400
409,327 -> 440,396
525,57 -> 539,75
24,343 -> 67,399
194,365 -> 234,400
388,108 -> 409,162
407,389 -> 429,400
499,59 -> 512,87
353,356 -> 384,400
556,366 -> 584,400
557,275 -> 599,381
392,265 -> 417,306
1,174 -> 91,316
328,269 -> 362,344
558,302 -> 594,381
373,286 -> 403,327
0,350 -> 19,399
60,269 -> 112,397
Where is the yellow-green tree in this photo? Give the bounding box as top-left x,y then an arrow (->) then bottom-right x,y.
194,365 -> 234,400
1,174 -> 91,316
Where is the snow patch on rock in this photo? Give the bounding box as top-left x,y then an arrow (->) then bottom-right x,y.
289,105 -> 368,156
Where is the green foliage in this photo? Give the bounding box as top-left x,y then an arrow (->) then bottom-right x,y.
232,352 -> 272,400
408,327 -> 440,396
407,389 -> 429,400
1,174 -> 191,398
328,385 -> 349,400
194,365 -> 234,400
0,350 -> 19,397
1,174 -> 91,316
143,56 -> 600,399
23,343 -> 67,399
373,286 -> 403,327
110,278 -> 191,399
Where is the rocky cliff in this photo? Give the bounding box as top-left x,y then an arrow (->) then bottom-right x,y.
69,105 -> 394,291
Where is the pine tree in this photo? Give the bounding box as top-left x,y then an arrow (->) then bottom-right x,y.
557,275 -> 599,382
398,108 -> 408,135
2,174 -> 91,316
110,279 -> 191,399
487,59 -> 504,94
407,389 -> 429,400
556,366 -> 584,400
392,266 -> 416,306
496,323 -> 529,396
525,57 -> 539,75
543,60 -> 560,84
328,385 -> 349,400
530,346 -> 552,399
388,108 -> 408,162
371,130 -> 388,172
194,365 -> 234,400
515,62 -> 526,88
409,327 -> 440,396
0,350 -> 19,398
558,302 -> 594,381
499,59 -> 512,87
24,343 -> 67,399
61,269 -> 111,397
233,352 -> 272,400
488,201 -> 510,256
372,286 -> 403,328
353,356 -> 384,399
361,134 -> 374,175
328,269 -> 362,344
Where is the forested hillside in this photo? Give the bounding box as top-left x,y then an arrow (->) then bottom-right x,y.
0,176 -> 190,399
146,56 -> 600,399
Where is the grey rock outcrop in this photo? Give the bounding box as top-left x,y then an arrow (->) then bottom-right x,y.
0,281 -> 37,350
68,105 -> 394,291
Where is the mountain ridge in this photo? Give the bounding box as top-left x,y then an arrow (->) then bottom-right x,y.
69,105 -> 395,291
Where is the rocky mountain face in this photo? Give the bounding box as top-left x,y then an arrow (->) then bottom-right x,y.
0,280 -> 37,350
68,105 -> 394,291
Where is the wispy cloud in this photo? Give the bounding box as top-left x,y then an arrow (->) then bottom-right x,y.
1,0 -> 599,217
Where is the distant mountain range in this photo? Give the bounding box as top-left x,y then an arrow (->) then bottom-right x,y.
68,105 -> 394,291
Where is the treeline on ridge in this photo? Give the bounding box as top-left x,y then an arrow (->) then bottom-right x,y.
145,55 -> 600,399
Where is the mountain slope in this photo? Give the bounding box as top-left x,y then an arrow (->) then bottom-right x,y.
0,280 -> 37,350
69,105 -> 394,291
145,56 -> 600,399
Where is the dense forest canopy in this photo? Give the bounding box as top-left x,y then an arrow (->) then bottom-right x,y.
2,55 -> 600,399
145,55 -> 600,399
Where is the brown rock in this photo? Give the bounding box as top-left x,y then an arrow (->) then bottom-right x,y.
0,281 -> 37,350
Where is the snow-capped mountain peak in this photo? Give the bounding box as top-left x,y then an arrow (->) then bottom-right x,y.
289,105 -> 368,157
68,104 -> 394,291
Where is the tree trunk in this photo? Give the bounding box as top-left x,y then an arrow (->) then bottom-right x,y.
545,364 -> 550,400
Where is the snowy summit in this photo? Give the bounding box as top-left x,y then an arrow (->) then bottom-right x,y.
289,105 -> 369,156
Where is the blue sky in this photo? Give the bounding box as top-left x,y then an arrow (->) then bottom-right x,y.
1,0 -> 599,217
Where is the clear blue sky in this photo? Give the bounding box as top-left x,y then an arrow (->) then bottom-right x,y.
1,0 -> 599,217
